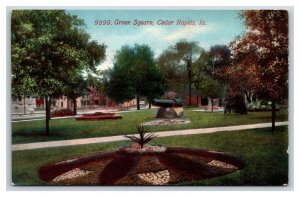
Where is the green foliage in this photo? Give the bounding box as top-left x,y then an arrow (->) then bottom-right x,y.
208,45 -> 231,78
247,100 -> 279,111
12,10 -> 106,98
105,44 -> 165,105
199,78 -> 223,99
124,124 -> 157,149
11,10 -> 106,133
156,50 -> 186,96
174,40 -> 203,105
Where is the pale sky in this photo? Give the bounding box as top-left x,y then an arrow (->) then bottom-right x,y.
67,10 -> 245,70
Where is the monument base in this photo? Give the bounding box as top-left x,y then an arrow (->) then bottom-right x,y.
156,107 -> 183,119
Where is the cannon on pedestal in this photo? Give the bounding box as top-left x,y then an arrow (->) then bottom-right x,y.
152,99 -> 184,118
152,99 -> 183,107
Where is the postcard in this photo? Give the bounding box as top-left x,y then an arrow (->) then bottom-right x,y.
11,9 -> 289,187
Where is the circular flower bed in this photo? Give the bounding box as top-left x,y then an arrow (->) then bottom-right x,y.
51,109 -> 74,117
39,144 -> 245,186
143,119 -> 191,126
76,112 -> 122,121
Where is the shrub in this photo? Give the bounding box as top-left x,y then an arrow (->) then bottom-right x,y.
247,100 -> 279,112
224,94 -> 247,114
124,125 -> 157,149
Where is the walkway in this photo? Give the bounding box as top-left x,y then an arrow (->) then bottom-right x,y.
12,121 -> 289,151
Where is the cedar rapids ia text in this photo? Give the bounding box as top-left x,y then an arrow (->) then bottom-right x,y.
113,19 -> 199,26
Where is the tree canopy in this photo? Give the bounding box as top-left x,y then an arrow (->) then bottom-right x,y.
229,10 -> 288,131
157,40 -> 203,105
105,44 -> 165,109
11,10 -> 106,134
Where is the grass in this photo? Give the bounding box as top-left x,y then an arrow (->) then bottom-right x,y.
12,108 -> 288,144
11,126 -> 288,186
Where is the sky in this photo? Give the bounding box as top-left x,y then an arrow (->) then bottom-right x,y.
67,10 -> 245,70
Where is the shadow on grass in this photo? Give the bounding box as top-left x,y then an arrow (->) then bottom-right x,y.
12,128 -> 66,138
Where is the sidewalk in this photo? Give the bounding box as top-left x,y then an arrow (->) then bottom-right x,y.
11,107 -> 151,122
12,121 -> 289,151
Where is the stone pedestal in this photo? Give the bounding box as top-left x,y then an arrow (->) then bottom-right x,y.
156,107 -> 183,119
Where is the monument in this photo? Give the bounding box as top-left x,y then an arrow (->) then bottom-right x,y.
152,99 -> 183,118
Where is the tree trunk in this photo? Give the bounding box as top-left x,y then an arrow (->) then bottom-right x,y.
73,97 -> 77,115
211,97 -> 214,112
136,95 -> 140,110
196,92 -> 199,107
187,60 -> 192,106
271,100 -> 276,132
67,97 -> 70,109
23,95 -> 26,114
45,96 -> 51,135
245,90 -> 252,103
188,82 -> 192,106
148,99 -> 152,109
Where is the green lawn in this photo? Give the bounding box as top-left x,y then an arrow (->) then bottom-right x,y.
12,126 -> 288,186
12,108 -> 288,144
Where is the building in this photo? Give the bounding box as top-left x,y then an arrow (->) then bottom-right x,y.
11,96 -> 36,114
12,87 -> 139,114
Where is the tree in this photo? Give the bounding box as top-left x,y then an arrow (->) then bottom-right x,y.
104,45 -> 137,105
230,10 -> 288,131
208,45 -> 231,80
174,40 -> 202,106
143,65 -> 166,109
63,72 -> 86,115
156,49 -> 186,97
193,51 -> 210,106
157,40 -> 203,105
105,44 -> 165,109
62,40 -> 106,115
11,10 -> 106,134
199,78 -> 223,112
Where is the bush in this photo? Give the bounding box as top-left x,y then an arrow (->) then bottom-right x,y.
224,94 -> 247,114
124,125 -> 157,149
247,100 -> 279,112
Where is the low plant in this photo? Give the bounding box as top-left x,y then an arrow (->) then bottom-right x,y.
124,124 -> 157,149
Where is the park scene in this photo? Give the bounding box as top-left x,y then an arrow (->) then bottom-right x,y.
11,10 -> 289,186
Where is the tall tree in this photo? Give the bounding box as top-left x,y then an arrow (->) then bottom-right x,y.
104,45 -> 136,104
105,44 -> 165,109
11,10 -> 106,134
156,49 -> 185,97
193,50 -> 210,106
174,40 -> 202,106
142,63 -> 166,109
208,45 -> 231,79
63,71 -> 86,115
63,40 -> 106,115
230,10 -> 288,131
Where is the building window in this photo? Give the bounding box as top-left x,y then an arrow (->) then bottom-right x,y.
61,101 -> 63,108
